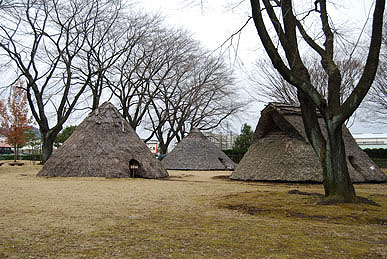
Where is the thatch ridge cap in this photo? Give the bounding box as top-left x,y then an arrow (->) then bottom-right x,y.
263,102 -> 302,116
263,102 -> 323,117
255,103 -> 305,141
185,128 -> 207,140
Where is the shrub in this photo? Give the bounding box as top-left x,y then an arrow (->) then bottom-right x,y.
362,149 -> 387,168
0,154 -> 14,160
370,158 -> 387,168
21,154 -> 42,161
223,149 -> 245,163
0,154 -> 41,161
363,148 -> 387,158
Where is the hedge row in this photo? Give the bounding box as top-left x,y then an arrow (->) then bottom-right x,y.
363,148 -> 387,159
370,158 -> 387,168
0,154 -> 41,161
222,150 -> 246,163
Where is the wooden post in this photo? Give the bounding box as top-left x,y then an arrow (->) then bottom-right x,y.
129,163 -> 139,178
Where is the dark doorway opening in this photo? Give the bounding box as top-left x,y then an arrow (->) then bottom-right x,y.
129,159 -> 140,178
348,155 -> 361,172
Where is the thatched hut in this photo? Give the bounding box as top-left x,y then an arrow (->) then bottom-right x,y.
38,102 -> 168,179
231,103 -> 387,183
162,128 -> 235,170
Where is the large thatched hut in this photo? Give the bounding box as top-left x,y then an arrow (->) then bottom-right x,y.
162,128 -> 235,170
38,102 -> 168,179
231,103 -> 387,183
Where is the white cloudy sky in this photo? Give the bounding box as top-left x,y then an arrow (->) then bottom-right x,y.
134,0 -> 386,134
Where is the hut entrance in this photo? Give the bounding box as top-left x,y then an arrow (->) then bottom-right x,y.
129,159 -> 140,178
348,156 -> 361,172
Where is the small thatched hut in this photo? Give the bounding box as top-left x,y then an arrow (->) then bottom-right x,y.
38,102 -> 168,179
231,103 -> 387,183
162,128 -> 235,170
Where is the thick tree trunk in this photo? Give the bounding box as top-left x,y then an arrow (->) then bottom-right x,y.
298,93 -> 356,202
159,136 -> 175,155
41,135 -> 55,163
40,126 -> 62,163
91,93 -> 100,111
321,124 -> 356,202
159,143 -> 168,155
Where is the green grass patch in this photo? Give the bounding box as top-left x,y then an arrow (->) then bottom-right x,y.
371,158 -> 387,168
217,189 -> 387,225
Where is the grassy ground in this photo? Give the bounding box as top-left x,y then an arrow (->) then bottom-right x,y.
0,162 -> 386,258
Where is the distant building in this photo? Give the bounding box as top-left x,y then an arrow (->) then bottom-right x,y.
204,132 -> 238,150
0,143 -> 13,154
352,133 -> 387,149
144,140 -> 159,154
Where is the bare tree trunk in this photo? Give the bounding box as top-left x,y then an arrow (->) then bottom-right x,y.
322,125 -> 356,201
298,94 -> 356,202
13,143 -> 17,162
91,89 -> 101,111
157,128 -> 173,155
159,143 -> 168,155
39,125 -> 62,163
41,136 -> 55,163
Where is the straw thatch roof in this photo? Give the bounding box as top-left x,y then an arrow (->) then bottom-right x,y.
162,128 -> 235,170
38,102 -> 168,179
231,103 -> 387,183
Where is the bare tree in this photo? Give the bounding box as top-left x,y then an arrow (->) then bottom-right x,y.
146,48 -> 243,154
369,63 -> 387,122
0,0 -> 124,162
80,10 -> 153,112
104,16 -> 180,130
249,0 -> 384,202
364,20 -> 387,123
176,55 -> 241,137
0,0 -> 18,10
251,57 -> 364,106
102,19 -> 243,152
128,28 -> 192,131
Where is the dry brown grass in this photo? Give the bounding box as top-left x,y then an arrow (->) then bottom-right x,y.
0,163 -> 386,258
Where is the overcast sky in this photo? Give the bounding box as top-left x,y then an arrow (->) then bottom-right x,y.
134,0 -> 386,134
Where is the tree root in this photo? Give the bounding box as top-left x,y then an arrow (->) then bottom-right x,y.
287,190 -> 381,206
315,196 -> 381,206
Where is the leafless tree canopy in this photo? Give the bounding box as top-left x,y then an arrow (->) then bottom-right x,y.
145,46 -> 242,154
105,24 -> 243,153
251,57 -> 364,105
0,0 -> 244,160
85,13 -> 244,153
364,20 -> 387,124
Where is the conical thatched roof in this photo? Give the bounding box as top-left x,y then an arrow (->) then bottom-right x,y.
38,102 -> 168,179
162,128 -> 235,170
231,103 -> 387,183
